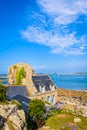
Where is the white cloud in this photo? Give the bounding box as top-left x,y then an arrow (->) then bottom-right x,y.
38,0 -> 87,25
21,26 -> 86,55
21,0 -> 87,55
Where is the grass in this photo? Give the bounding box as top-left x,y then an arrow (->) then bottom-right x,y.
45,114 -> 87,130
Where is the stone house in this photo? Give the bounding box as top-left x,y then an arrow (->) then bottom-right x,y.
8,63 -> 58,104
32,74 -> 58,104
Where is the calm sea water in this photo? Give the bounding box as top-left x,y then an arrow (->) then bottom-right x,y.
0,74 -> 87,90
50,74 -> 87,90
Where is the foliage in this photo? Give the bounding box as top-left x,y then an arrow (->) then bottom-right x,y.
45,105 -> 62,119
45,101 -> 51,105
49,107 -> 61,116
10,100 -> 22,108
29,99 -> 45,128
60,106 -> 83,117
27,117 -> 37,130
0,84 -> 6,101
16,67 -> 25,85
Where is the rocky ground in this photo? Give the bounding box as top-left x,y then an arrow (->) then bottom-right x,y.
56,88 -> 87,117
0,104 -> 26,130
57,88 -> 87,99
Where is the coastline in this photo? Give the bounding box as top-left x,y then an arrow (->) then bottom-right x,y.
1,73 -> 87,100
50,74 -> 87,91
57,87 -> 87,101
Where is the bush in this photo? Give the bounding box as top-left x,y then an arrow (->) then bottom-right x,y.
0,84 -> 6,101
29,99 -> 45,128
45,105 -> 62,119
10,100 -> 22,108
27,117 -> 37,130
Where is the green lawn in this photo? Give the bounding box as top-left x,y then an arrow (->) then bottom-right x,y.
45,114 -> 87,130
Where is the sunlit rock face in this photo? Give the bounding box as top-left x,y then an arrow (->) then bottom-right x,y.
8,63 -> 37,96
0,105 -> 26,130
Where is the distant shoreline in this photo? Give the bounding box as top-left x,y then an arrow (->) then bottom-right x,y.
57,87 -> 87,101
0,73 -> 87,92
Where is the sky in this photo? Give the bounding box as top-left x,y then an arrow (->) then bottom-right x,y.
0,0 -> 87,73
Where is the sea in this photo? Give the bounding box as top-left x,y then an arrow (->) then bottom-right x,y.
50,73 -> 87,91
0,73 -> 87,91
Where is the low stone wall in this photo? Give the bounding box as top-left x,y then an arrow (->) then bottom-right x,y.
32,90 -> 58,103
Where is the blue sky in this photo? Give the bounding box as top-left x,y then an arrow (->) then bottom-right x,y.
0,0 -> 87,73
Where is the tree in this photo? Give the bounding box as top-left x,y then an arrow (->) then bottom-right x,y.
29,99 -> 45,128
0,84 -> 6,101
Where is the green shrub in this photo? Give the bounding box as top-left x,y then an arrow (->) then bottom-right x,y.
10,100 -> 22,108
0,84 -> 6,101
49,107 -> 62,117
29,99 -> 45,128
27,117 -> 37,130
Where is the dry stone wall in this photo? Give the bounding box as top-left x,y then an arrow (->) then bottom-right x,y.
32,90 -> 58,104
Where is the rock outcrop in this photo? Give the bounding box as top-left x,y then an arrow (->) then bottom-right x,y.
8,63 -> 37,96
8,63 -> 34,85
0,105 -> 26,130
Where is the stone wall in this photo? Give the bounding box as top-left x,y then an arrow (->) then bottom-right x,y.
32,90 -> 58,104
0,104 -> 26,130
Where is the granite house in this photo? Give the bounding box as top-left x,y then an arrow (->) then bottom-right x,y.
32,74 -> 57,104
7,63 -> 58,104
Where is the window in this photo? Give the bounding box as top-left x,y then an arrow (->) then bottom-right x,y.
49,96 -> 54,103
46,95 -> 54,104
52,85 -> 55,91
36,80 -> 41,82
42,86 -> 45,93
46,96 -> 50,102
50,84 -> 52,90
50,85 -> 56,91
39,85 -> 45,93
39,85 -> 42,92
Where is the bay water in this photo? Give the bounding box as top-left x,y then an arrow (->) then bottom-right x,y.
50,74 -> 87,90
0,74 -> 87,90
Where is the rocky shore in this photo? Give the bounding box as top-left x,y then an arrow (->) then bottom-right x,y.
56,88 -> 87,117
0,105 -> 26,130
57,88 -> 87,100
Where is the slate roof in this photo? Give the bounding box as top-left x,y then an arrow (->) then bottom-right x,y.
32,75 -> 56,92
11,94 -> 30,104
6,86 -> 29,98
11,94 -> 31,113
